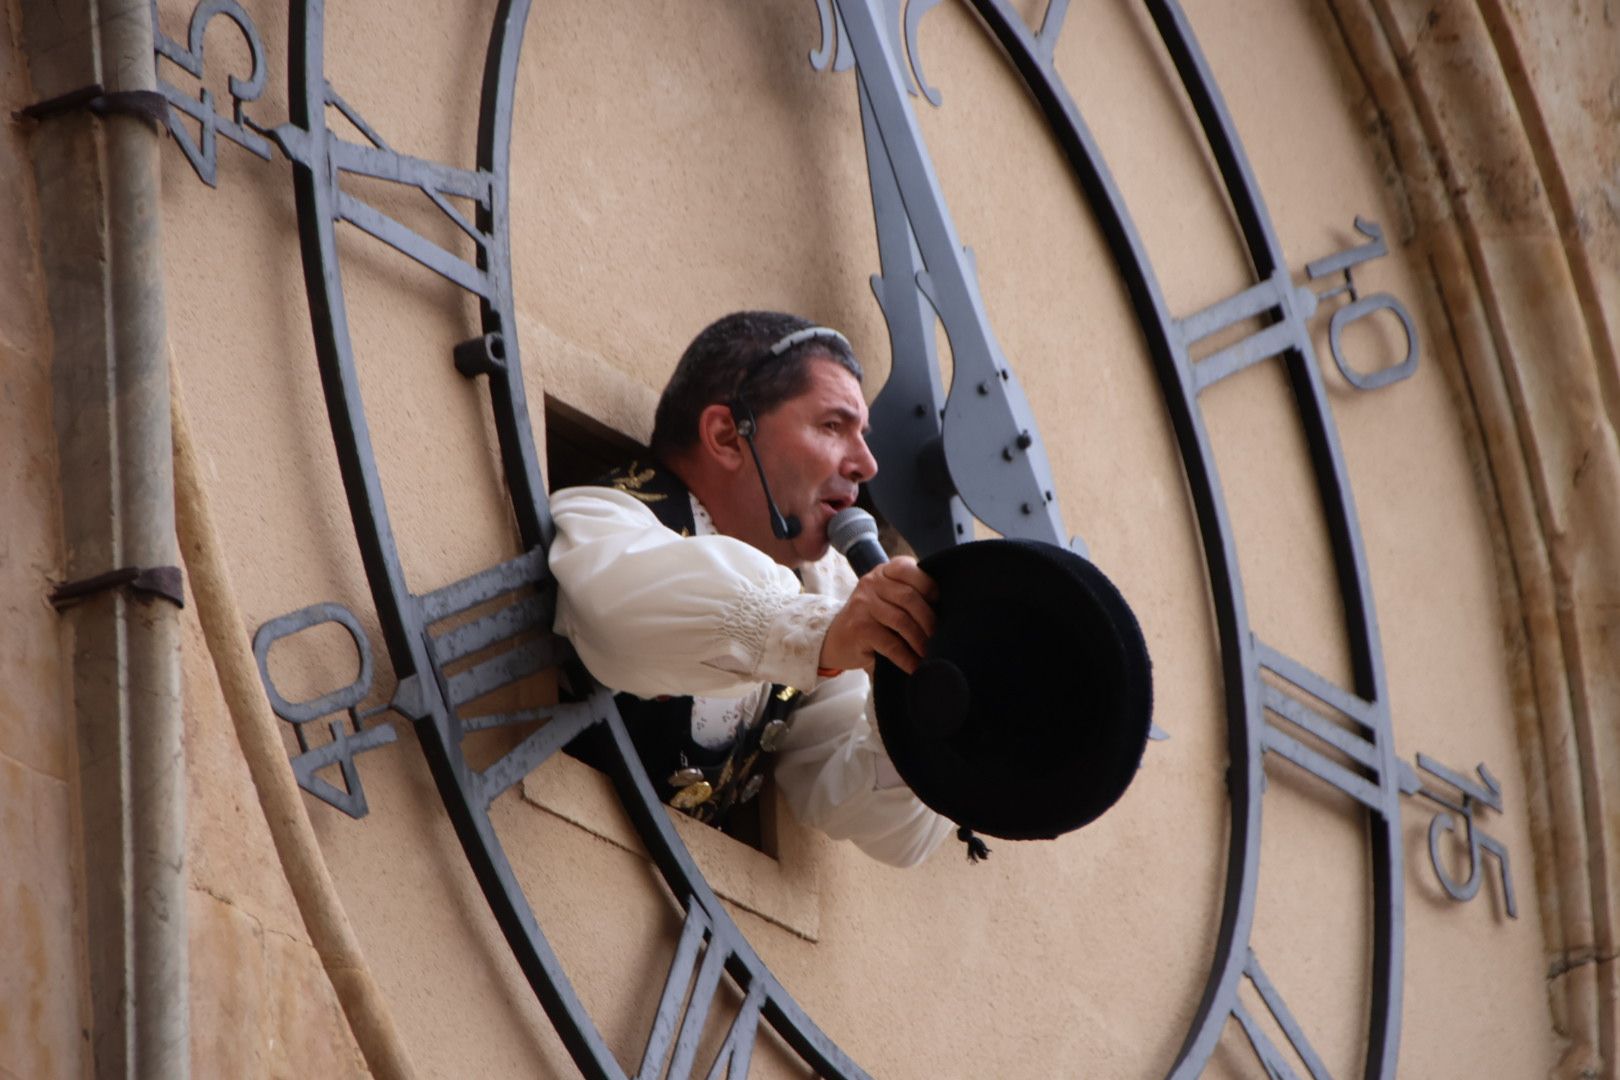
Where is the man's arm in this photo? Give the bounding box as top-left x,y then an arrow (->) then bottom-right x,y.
772,669 -> 955,868
552,483 -> 953,867
549,486 -> 842,698
781,549 -> 953,868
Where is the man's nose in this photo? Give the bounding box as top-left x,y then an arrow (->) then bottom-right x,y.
848,435 -> 878,483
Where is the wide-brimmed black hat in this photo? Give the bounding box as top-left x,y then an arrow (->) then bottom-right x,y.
872,539 -> 1153,840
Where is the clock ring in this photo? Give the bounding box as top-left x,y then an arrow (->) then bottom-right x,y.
224,1 -> 1426,1077
950,3 -> 1412,1076
256,0 -> 875,1075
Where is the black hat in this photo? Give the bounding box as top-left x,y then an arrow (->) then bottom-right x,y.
872,539 -> 1153,840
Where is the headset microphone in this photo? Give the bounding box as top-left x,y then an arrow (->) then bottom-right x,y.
728,325 -> 853,543
731,404 -> 802,540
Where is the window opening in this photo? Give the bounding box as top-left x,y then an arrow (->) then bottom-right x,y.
544,395 -> 774,855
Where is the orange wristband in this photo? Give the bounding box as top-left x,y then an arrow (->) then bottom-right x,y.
816,666 -> 844,679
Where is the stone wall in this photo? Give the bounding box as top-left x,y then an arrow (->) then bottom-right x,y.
0,3 -> 86,1076
4,0 -> 1617,1076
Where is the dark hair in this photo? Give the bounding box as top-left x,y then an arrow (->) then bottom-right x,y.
649,311 -> 863,459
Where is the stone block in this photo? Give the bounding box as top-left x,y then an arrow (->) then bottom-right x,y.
182,595 -> 308,942
189,889 -> 269,1078
263,929 -> 370,1079
189,888 -> 370,1078
0,755 -> 86,1079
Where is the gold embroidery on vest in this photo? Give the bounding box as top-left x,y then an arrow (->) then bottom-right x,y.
610,461 -> 668,504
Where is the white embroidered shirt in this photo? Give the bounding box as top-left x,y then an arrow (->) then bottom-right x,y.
549,484 -> 952,868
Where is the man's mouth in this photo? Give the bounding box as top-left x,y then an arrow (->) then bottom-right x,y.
819,492 -> 857,517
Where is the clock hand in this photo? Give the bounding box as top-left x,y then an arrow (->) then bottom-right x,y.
840,0 -> 1076,555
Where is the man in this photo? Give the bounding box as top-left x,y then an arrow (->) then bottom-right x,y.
549,311 -> 954,867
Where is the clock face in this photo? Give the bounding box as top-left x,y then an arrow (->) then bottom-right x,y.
157,0 -> 1552,1076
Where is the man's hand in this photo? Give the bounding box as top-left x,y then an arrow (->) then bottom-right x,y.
818,556 -> 940,675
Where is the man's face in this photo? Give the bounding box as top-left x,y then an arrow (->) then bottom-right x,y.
749,357 -> 878,565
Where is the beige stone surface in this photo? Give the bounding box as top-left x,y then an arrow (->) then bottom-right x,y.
0,756 -> 85,1080
520,751 -> 822,941
182,582 -> 310,944
188,888 -> 370,1078
1498,0 -> 1620,299
0,0 -> 69,787
0,6 -> 87,1080
1339,1 -> 1620,1070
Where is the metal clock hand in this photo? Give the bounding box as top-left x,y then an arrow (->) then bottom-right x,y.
836,0 -> 1076,556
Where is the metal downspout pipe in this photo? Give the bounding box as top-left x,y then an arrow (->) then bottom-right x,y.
102,2 -> 190,1074
101,4 -> 189,1074
25,0 -> 190,1072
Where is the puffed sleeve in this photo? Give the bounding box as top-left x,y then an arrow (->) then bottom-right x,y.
772,669 -> 955,868
549,486 -> 842,699
773,551 -> 954,868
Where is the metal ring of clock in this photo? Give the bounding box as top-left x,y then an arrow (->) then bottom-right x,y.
265,1 -> 876,1076
961,3 -> 1408,1076
238,1 -> 1417,1078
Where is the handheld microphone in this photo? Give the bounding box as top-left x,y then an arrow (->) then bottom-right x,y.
828,507 -> 888,575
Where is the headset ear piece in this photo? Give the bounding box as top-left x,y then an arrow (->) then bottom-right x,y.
728,396 -> 800,542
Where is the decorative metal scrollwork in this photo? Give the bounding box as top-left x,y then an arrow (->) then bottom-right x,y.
814,0 -> 946,108
810,0 -> 854,73
902,0 -> 945,106
1231,950 -> 1334,1080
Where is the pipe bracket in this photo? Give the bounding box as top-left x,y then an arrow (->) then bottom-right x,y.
50,565 -> 186,610
14,84 -> 168,130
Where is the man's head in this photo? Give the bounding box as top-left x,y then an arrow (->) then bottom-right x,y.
653,311 -> 878,567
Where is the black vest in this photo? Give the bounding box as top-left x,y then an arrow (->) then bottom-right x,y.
570,460 -> 800,825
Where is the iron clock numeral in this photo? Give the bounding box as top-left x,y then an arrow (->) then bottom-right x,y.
1410,755 -> 1518,918
1305,218 -> 1421,392
1175,271 -> 1319,394
269,84 -> 499,299
152,0 -> 274,187
1172,220 -> 1421,397
1032,0 -> 1069,62
1233,951 -> 1333,1080
637,902 -> 767,1080
1253,639 -> 1412,813
251,601 -> 397,818
286,708 -> 398,819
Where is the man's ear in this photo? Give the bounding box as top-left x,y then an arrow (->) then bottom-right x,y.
695,403 -> 747,472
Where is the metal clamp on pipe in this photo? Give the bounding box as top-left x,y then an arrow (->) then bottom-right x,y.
48,565 -> 186,610
13,82 -> 169,129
